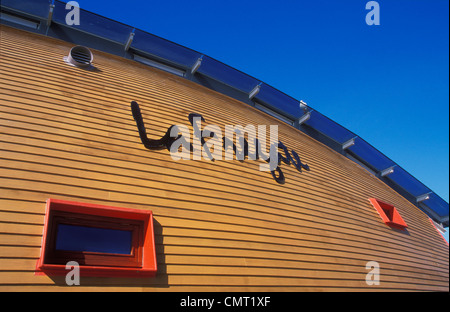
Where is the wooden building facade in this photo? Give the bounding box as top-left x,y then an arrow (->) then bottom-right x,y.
0,18 -> 448,291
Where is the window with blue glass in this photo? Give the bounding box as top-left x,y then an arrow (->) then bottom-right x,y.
55,224 -> 133,254
37,199 -> 157,277
45,210 -> 144,268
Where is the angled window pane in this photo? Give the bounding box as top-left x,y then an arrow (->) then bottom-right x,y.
255,83 -> 302,120
198,56 -> 259,93
131,29 -> 201,68
1,11 -> 40,29
424,193 -> 449,218
347,137 -> 396,172
304,111 -> 355,144
52,1 -> 133,44
1,0 -> 51,19
387,166 -> 431,198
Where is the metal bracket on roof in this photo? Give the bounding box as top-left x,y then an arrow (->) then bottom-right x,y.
43,2 -> 55,35
416,193 -> 431,203
300,100 -> 308,112
249,82 -> 262,100
124,28 -> 136,51
380,165 -> 396,177
46,3 -> 55,27
342,137 -> 357,150
191,55 -> 203,75
297,111 -> 312,125
297,101 -> 312,126
430,218 -> 447,234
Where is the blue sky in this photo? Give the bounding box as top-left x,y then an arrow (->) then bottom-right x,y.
71,0 -> 449,241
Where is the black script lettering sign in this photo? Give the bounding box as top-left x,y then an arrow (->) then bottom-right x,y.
130,101 -> 310,184
188,113 -> 216,161
131,101 -> 180,150
278,141 -> 310,173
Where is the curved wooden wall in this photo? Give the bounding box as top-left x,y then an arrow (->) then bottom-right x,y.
0,26 -> 448,291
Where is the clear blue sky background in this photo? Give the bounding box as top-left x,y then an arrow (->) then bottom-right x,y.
71,0 -> 449,241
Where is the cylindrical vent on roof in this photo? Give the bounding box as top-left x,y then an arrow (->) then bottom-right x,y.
66,46 -> 93,67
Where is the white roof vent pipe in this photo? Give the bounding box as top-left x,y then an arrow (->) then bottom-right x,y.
64,46 -> 94,68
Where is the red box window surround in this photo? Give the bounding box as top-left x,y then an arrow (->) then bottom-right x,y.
369,198 -> 408,230
36,199 -> 157,278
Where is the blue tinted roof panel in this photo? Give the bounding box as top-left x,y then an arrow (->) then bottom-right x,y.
131,29 -> 201,68
305,111 -> 356,144
255,83 -> 302,120
1,0 -> 51,19
348,137 -> 396,172
426,193 -> 449,218
387,166 -> 431,198
52,1 -> 133,45
197,56 -> 260,93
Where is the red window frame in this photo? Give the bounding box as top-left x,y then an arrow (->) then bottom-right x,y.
45,211 -> 144,268
36,199 -> 157,278
369,198 -> 408,230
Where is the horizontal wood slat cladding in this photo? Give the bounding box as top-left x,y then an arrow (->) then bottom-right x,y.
0,26 -> 448,291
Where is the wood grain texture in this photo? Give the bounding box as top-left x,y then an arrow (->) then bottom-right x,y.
0,26 -> 448,291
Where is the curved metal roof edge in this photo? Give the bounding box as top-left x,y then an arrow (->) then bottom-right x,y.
1,0 -> 448,227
